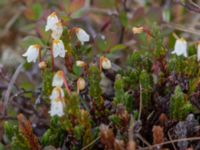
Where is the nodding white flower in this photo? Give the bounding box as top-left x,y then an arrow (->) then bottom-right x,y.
22,44 -> 40,63
77,77 -> 86,91
49,100 -> 64,117
171,38 -> 188,57
52,40 -> 66,58
132,26 -> 144,34
49,86 -> 64,100
197,42 -> 200,61
49,86 -> 65,117
45,12 -> 59,31
75,28 -> 90,45
100,56 -> 112,70
51,21 -> 63,40
52,70 -> 64,87
76,60 -> 86,67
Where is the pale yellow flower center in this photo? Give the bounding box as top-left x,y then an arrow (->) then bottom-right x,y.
53,40 -> 60,45
56,71 -> 63,78
56,21 -> 62,27
100,56 -> 109,63
197,42 -> 200,48
178,38 -> 186,43
54,87 -> 63,101
33,44 -> 41,50
74,27 -> 81,33
49,12 -> 57,18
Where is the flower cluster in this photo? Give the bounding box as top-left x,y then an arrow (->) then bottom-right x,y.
45,12 -> 66,58
49,71 -> 66,117
22,12 -> 90,63
22,12 -> 113,118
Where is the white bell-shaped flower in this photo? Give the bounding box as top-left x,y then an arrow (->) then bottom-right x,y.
51,21 -> 63,40
171,38 -> 188,57
52,40 -> 66,58
49,87 -> 65,117
45,12 -> 59,31
100,56 -> 112,70
22,44 -> 40,63
49,100 -> 64,117
52,71 -> 64,87
197,42 -> 200,62
75,28 -> 90,45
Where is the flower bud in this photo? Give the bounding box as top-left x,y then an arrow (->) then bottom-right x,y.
76,60 -> 86,67
100,56 -> 112,70
38,61 -> 47,69
132,26 -> 144,34
77,77 -> 86,91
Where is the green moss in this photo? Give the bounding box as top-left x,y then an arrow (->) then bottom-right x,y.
170,86 -> 194,120
88,65 -> 102,104
139,70 -> 153,108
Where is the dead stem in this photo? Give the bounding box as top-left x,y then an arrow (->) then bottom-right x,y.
168,129 -> 177,150
141,136 -> 200,150
136,134 -> 152,148
138,83 -> 142,120
3,62 -> 24,116
162,23 -> 200,36
81,136 -> 100,150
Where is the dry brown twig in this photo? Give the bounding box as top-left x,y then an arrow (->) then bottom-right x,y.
141,136 -> 200,150
127,116 -> 136,150
163,23 -> 200,36
168,128 -> 177,150
138,83 -> 142,121
87,7 -> 118,16
174,0 -> 200,13
136,133 -> 152,148
3,62 -> 24,116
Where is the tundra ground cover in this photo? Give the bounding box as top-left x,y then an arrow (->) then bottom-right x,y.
1,0 -> 200,150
